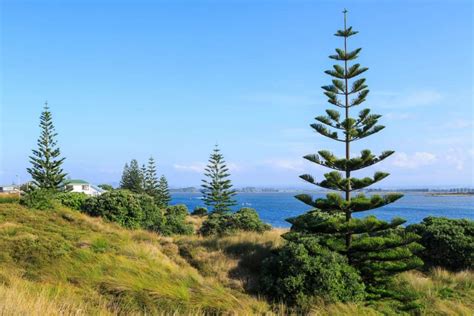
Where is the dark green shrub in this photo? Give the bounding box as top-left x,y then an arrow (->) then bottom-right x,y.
161,205 -> 193,235
98,184 -> 114,191
81,190 -> 147,229
260,237 -> 365,309
233,208 -> 271,232
199,208 -> 271,236
191,206 -> 208,216
407,217 -> 474,271
55,192 -> 89,210
199,212 -> 235,236
20,188 -> 56,210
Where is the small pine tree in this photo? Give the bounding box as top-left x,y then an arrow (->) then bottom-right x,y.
201,145 -> 237,213
157,175 -> 171,207
120,163 -> 130,188
27,102 -> 67,190
144,157 -> 159,196
120,159 -> 143,193
288,10 -> 422,298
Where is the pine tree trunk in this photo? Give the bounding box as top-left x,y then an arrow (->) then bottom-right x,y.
343,11 -> 353,253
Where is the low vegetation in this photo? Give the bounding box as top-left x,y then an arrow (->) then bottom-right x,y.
407,217 -> 474,271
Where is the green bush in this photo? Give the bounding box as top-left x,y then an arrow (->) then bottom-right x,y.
82,190 -> 147,228
260,237 -> 365,309
191,206 -> 208,216
233,208 -> 271,232
161,205 -> 193,236
20,188 -> 56,210
199,208 -> 271,236
98,184 -> 114,191
55,192 -> 89,210
199,212 -> 235,236
407,217 -> 474,271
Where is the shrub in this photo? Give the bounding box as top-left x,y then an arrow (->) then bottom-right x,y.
233,208 -> 271,232
199,212 -> 235,236
199,208 -> 271,236
20,188 -> 56,210
98,184 -> 114,191
161,205 -> 193,235
407,217 -> 474,271
191,206 -> 208,216
81,190 -> 155,229
55,192 -> 89,210
260,237 -> 365,309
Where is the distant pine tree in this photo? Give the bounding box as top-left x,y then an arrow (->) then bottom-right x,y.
120,159 -> 143,193
27,102 -> 67,190
157,175 -> 171,207
287,10 -> 423,298
201,145 -> 237,213
145,157 -> 159,196
141,163 -> 147,190
120,163 -> 130,189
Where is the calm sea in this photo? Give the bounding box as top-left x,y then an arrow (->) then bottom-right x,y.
171,192 -> 474,227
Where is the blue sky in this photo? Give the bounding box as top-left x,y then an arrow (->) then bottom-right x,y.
1,0 -> 472,188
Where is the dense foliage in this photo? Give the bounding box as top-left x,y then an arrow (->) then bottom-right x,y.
120,160 -> 144,193
81,190 -> 158,229
191,206 -> 208,216
27,102 -> 67,190
201,146 -> 237,213
407,217 -> 474,271
199,208 -> 270,236
81,190 -> 191,235
288,11 -> 422,297
20,188 -> 56,210
260,237 -> 365,309
161,205 -> 193,235
98,184 -> 114,191
55,192 -> 89,210
157,175 -> 171,207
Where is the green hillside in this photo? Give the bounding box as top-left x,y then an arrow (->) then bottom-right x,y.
0,203 -> 268,315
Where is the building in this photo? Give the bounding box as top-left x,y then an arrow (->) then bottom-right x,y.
63,179 -> 105,196
0,184 -> 20,194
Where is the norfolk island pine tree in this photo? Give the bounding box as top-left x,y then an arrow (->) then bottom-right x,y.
201,145 -> 237,214
27,102 -> 67,190
285,10 -> 423,298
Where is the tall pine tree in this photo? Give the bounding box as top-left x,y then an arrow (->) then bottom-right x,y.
201,145 -> 237,213
286,10 -> 422,297
120,163 -> 130,188
27,102 -> 67,190
144,157 -> 159,196
157,175 -> 171,207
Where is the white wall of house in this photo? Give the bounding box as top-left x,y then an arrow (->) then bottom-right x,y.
66,183 -> 102,196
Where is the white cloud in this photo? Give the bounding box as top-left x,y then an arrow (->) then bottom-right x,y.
443,119 -> 474,129
444,148 -> 473,171
376,89 -> 442,108
263,159 -> 305,171
392,152 -> 437,169
173,163 -> 205,173
244,93 -> 316,107
173,162 -> 242,173
384,112 -> 416,120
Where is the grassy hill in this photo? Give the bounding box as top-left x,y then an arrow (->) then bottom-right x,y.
0,202 -> 473,315
0,203 -> 269,315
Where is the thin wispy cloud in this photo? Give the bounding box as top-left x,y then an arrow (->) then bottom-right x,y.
173,163 -> 205,173
375,89 -> 442,108
392,152 -> 437,169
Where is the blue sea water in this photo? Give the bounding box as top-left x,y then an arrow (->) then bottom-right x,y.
171,192 -> 474,228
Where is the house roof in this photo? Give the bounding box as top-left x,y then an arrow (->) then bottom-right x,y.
64,179 -> 89,185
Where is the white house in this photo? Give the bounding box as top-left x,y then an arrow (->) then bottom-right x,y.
0,184 -> 20,194
63,179 -> 105,196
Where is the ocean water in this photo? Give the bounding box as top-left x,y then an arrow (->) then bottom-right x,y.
171,192 -> 474,227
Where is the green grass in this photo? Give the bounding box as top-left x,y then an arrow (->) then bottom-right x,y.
0,203 -> 269,315
1,203 -> 473,315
